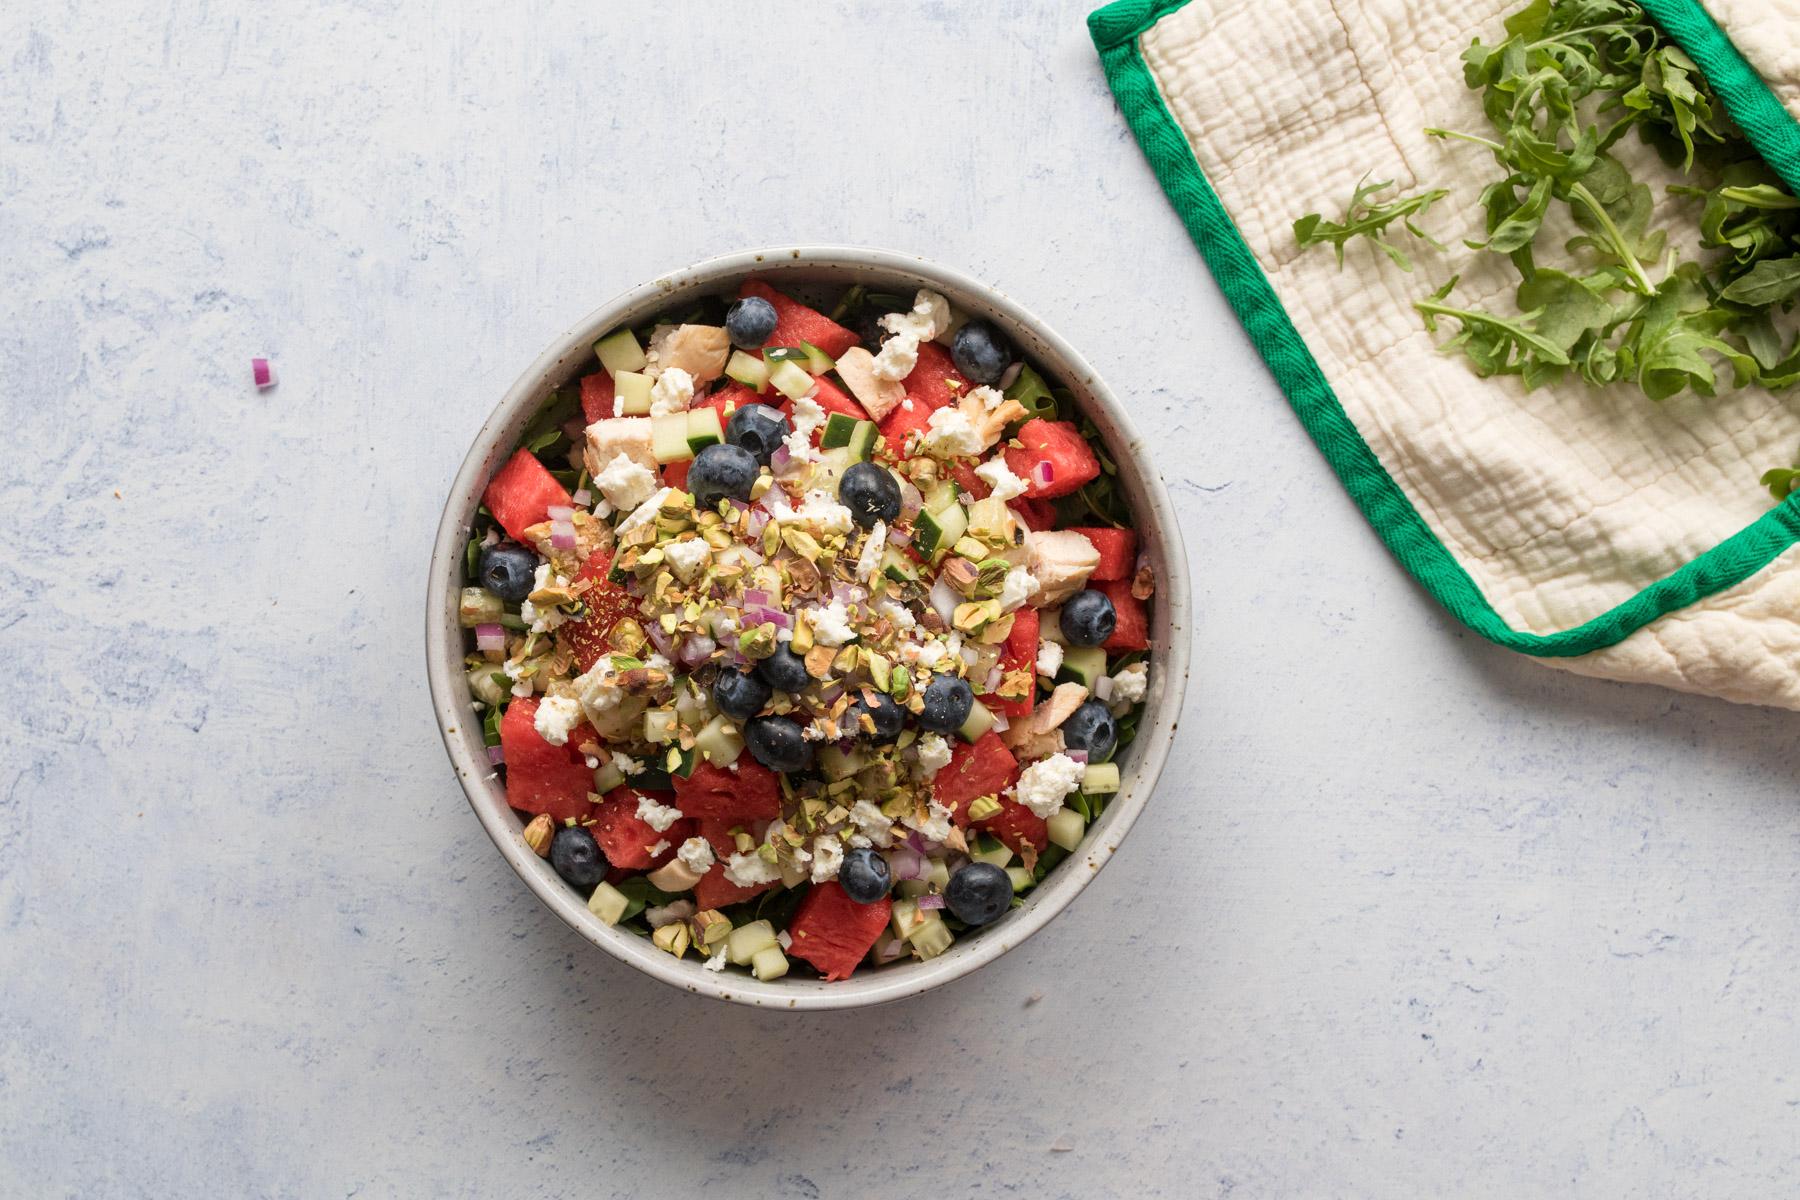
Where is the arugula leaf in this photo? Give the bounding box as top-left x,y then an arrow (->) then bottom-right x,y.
1416,276 -> 1571,374
1294,176 -> 1448,271
1719,257 -> 1800,308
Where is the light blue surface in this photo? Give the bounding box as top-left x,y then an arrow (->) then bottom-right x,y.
2,2 -> 1797,1196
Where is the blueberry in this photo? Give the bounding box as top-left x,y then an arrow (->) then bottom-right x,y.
745,714 -> 814,773
549,826 -> 606,889
726,403 -> 790,466
478,541 -> 538,602
852,308 -> 887,353
713,667 -> 771,721
687,443 -> 759,510
1061,700 -> 1117,760
838,847 -> 892,904
951,319 -> 1010,385
755,645 -> 811,694
944,862 -> 1011,926
838,462 -> 901,529
726,296 -> 779,349
916,674 -> 974,734
1059,589 -> 1117,647
848,690 -> 905,744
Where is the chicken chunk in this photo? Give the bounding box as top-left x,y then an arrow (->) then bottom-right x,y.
584,416 -> 657,477
1024,530 -> 1101,606
1000,682 -> 1089,758
652,324 -> 731,385
834,346 -> 906,421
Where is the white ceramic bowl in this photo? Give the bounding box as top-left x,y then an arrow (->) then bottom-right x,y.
426,247 -> 1191,1010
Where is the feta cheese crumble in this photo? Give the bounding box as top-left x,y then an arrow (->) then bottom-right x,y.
1110,662 -> 1149,705
636,796 -> 684,832
662,537 -> 711,582
998,566 -> 1039,612
919,407 -> 982,458
1036,640 -> 1064,678
532,694 -> 583,746
648,366 -> 694,416
594,451 -> 658,512
1010,752 -> 1086,818
855,520 -> 888,582
871,333 -> 919,382
677,836 -> 715,875
915,732 -> 953,778
723,852 -> 782,888
848,799 -> 895,848
519,564 -> 570,633
905,799 -> 955,842
809,836 -> 844,883
618,486 -> 678,535
974,457 -> 1028,502
809,600 -> 857,648
610,751 -> 643,775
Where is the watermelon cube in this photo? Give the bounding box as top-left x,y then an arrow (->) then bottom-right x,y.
739,279 -> 860,359
975,797 -> 1050,855
672,757 -> 781,823
950,461 -> 990,501
1068,527 -> 1137,581
876,395 -> 935,448
987,608 -> 1038,719
557,553 -> 644,673
932,732 -> 1018,824
901,340 -> 968,411
579,371 -> 616,424
1097,578 -> 1149,653
694,861 -> 776,910
663,458 -> 691,491
1003,419 -> 1100,500
483,449 -> 574,543
588,786 -> 693,870
1010,499 -> 1056,532
500,697 -> 596,822
787,882 -> 892,981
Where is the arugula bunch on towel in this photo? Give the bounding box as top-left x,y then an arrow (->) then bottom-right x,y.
1294,0 -> 1800,425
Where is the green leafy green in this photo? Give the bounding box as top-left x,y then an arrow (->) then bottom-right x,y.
1293,176 -> 1449,272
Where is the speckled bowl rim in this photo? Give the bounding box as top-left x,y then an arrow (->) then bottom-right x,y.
426,246 -> 1191,1010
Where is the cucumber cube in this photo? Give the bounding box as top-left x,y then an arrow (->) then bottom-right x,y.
819,412 -> 860,449
1082,762 -> 1121,795
970,836 -> 1014,869
686,406 -> 724,453
725,351 -> 770,393
1046,806 -> 1086,852
750,945 -> 790,981
818,744 -> 869,782
799,341 -> 835,374
915,503 -> 968,560
594,329 -> 646,376
728,919 -> 778,965
694,714 -> 745,766
651,413 -> 695,464
957,697 -> 995,744
881,546 -> 919,584
643,708 -> 678,744
1057,645 -> 1107,689
923,480 -> 961,514
592,760 -> 627,795
910,918 -> 954,960
768,360 -> 815,400
1006,866 -> 1034,893
587,881 -> 629,925
615,370 -> 653,415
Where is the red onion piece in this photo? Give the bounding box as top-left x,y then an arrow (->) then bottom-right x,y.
898,477 -> 924,519
916,892 -> 946,911
474,624 -> 506,652
907,831 -> 931,856
871,932 -> 908,964
742,588 -> 772,608
887,527 -> 913,548
646,624 -> 674,658
571,488 -> 593,507
550,530 -> 576,550
983,666 -> 1002,692
746,509 -> 770,538
1032,461 -> 1055,486
252,358 -> 276,389
679,635 -> 716,667
928,578 -> 959,625
546,505 -> 574,521
991,712 -> 1010,733
819,685 -> 846,707
887,847 -> 925,880
1094,675 -> 1114,702
487,745 -> 505,765
1065,749 -> 1089,764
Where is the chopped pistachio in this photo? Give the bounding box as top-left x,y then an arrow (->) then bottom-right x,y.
693,909 -> 731,948
652,922 -> 692,959
952,601 -> 993,632
952,536 -> 988,562
804,644 -> 837,680
867,651 -> 891,691
790,614 -> 815,656
889,664 -> 911,700
733,829 -> 755,853
940,557 -> 981,596
967,794 -> 1004,822
702,526 -> 734,550
749,474 -> 773,501
523,814 -> 555,857
761,522 -> 781,557
756,842 -> 778,864
997,668 -> 1033,700
738,622 -> 778,660
832,645 -> 860,674
782,528 -> 823,560
976,557 -> 1012,592
608,618 -> 647,655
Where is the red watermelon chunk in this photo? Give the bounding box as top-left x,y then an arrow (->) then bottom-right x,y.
876,395 -> 935,448
704,381 -> 767,421
579,372 -> 616,424
558,553 -> 644,672
739,279 -> 860,359
950,461 -> 990,501
987,608 -> 1038,719
500,697 -> 596,822
663,459 -> 691,491
975,796 -> 1050,854
1010,499 -> 1056,531
694,861 -> 777,910
588,787 -> 693,870
1003,419 -> 1100,500
483,449 -> 573,543
1069,527 -> 1137,581
902,340 -> 968,411
787,882 -> 892,982
932,732 -> 1018,824
1097,578 -> 1149,653
780,374 -> 866,426
671,757 -> 781,823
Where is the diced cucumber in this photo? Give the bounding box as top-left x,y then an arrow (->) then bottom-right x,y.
1006,866 -> 1034,893
693,714 -> 745,766
588,881 -> 629,925
799,341 -> 835,374
898,878 -> 929,899
1046,806 -> 1086,852
844,420 -> 878,462
915,503 -> 968,561
818,414 -> 879,462
768,360 -> 815,400
890,898 -> 920,940
965,497 -> 1013,541
727,919 -> 778,965
957,697 -> 996,744
925,858 -> 950,890
880,546 -> 919,584
595,329 -> 647,376
806,446 -> 854,498
459,587 -> 503,627
751,945 -> 790,981
664,745 -> 699,779
466,665 -> 506,707
652,413 -> 695,464
970,835 -> 1014,869
910,919 -> 954,960
763,347 -> 809,365
615,369 -> 653,415
1056,645 -> 1107,688
818,744 -> 869,782
592,760 -> 627,794
643,709 -> 679,744
819,412 -> 857,449
685,407 -> 724,453
923,480 -> 961,514
725,350 -> 769,393
1082,762 -> 1121,795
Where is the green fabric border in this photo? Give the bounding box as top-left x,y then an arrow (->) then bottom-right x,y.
1089,0 -> 1800,658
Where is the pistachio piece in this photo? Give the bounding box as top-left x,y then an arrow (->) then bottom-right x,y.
940,557 -> 981,597
523,814 -> 555,857
652,922 -> 692,958
738,623 -> 778,660
804,643 -> 838,679
966,794 -> 1004,822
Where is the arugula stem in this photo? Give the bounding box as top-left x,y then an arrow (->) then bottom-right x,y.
1566,181 -> 1656,295
1524,23 -> 1636,51
1425,128 -> 1505,154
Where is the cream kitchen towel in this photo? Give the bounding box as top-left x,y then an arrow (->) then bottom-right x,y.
1092,0 -> 1800,708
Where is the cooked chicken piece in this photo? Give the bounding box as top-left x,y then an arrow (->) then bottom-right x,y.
1024,530 -> 1101,606
960,393 -> 1026,450
654,324 -> 731,384
835,346 -> 906,421
584,416 -> 656,476
1000,682 -> 1089,758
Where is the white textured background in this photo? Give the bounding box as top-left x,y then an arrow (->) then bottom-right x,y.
3,2 -> 1798,1197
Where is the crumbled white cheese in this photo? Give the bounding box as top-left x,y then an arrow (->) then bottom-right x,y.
703,946 -> 728,971
647,839 -> 670,858
723,852 -> 782,888
855,521 -> 888,582
792,489 -> 854,536
1037,640 -> 1065,678
1011,753 -> 1086,818
918,407 -> 982,458
905,800 -> 955,842
618,486 -> 678,534
809,600 -> 857,648
519,564 -> 571,633
677,836 -> 715,874
532,694 -> 583,746
574,658 -> 630,722
635,796 -> 683,832
594,451 -> 658,512
971,385 -> 1007,412
848,799 -> 895,848
610,751 -> 643,775
915,732 -> 953,778
662,537 -> 711,582
974,457 -> 1028,502
880,289 -> 951,342
998,566 -> 1038,612
1110,662 -> 1148,705
502,658 -> 534,698
809,836 -> 844,883
648,366 -> 694,416
789,394 -> 826,439
914,638 -> 948,669
877,599 -> 918,631
871,331 -> 918,381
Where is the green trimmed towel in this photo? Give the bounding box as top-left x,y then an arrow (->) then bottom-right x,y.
1091,0 -> 1800,709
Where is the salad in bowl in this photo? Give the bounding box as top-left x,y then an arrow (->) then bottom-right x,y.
452,267 -> 1161,987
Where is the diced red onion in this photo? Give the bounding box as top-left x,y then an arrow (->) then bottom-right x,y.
550,529 -> 576,550
907,831 -> 931,856
679,635 -> 716,667
888,527 -> 912,548
887,847 -> 925,880
991,712 -> 1010,733
1032,461 -> 1055,486
474,624 -> 506,652
959,646 -> 980,667
571,488 -> 593,506
736,544 -> 765,567
252,358 -> 276,389
916,892 -> 946,911
487,745 -> 505,765
819,685 -> 846,707
743,606 -> 792,631
928,578 -> 959,624
983,666 -> 1002,692
1095,675 -> 1114,702
746,509 -> 771,538
546,505 -> 573,521
898,478 -> 924,519
871,932 -> 908,964
998,361 -> 1023,390
832,582 -> 867,606
1066,749 -> 1089,764
646,624 -> 675,658
743,588 -> 772,609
